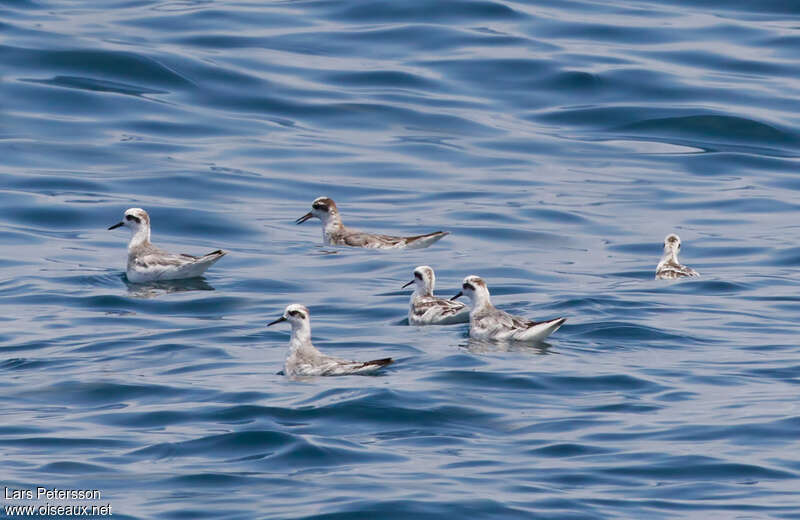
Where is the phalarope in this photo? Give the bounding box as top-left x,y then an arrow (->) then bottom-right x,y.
655,234 -> 699,280
295,197 -> 449,249
268,304 -> 393,376
402,266 -> 469,325
108,208 -> 226,283
451,275 -> 566,342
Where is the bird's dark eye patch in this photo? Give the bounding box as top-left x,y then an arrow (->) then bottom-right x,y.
125,215 -> 141,224
463,283 -> 473,290
414,272 -> 422,280
312,202 -> 328,211
288,310 -> 298,316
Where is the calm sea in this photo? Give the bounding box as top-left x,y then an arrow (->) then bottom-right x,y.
1,0 -> 799,518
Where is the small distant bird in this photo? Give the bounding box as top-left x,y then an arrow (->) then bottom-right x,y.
108,208 -> 226,283
268,304 -> 393,376
403,265 -> 469,325
452,275 -> 566,342
295,196 -> 449,249
655,234 -> 699,280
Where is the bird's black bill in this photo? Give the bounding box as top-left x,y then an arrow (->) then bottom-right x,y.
267,316 -> 287,327
108,222 -> 124,230
402,280 -> 414,289
450,291 -> 463,301
295,212 -> 313,225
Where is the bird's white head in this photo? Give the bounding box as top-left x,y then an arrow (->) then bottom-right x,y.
270,303 -> 310,325
296,197 -> 340,225
268,304 -> 310,328
663,233 -> 681,258
268,304 -> 312,343
452,275 -> 491,306
403,265 -> 435,295
109,207 -> 151,246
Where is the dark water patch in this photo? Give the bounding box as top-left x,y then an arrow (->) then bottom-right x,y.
579,402 -> 662,413
571,321 -> 692,343
640,48 -> 791,76
663,196 -> 800,213
296,498 -> 532,520
328,0 -> 523,23
603,455 -> 796,481
4,436 -> 131,449
454,226 -> 563,244
535,70 -> 604,95
743,364 -> 800,383
539,373 -> 666,394
16,380 -> 210,406
129,430 -> 294,459
159,361 -> 241,376
606,241 -> 665,255
159,473 -> 255,488
426,370 -> 548,392
512,417 -> 617,435
652,279 -> 747,295
540,20 -> 679,45
323,70 -> 443,91
268,437 -> 405,468
656,416 -> 800,445
521,207 -> 590,225
422,57 -> 557,100
0,45 -> 194,89
123,7 -> 312,34
767,247 -> 800,266
6,204 -> 103,229
553,296 -> 652,313
131,430 -> 404,468
38,461 -> 114,474
91,409 -> 196,429
22,75 -> 167,97
9,174 -> 107,194
0,357 -> 51,371
535,105 -> 684,129
614,115 -> 800,153
657,0 -> 800,14
692,245 -> 766,258
0,425 -> 48,436
526,443 -> 612,458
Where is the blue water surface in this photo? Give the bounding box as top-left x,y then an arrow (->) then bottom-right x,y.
1,0 -> 800,518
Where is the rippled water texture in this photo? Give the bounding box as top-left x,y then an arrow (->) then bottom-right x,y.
2,0 -> 800,518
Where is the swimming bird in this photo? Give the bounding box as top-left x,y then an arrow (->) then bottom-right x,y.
267,304 -> 393,376
402,265 -> 469,325
655,233 -> 699,280
451,275 -> 566,342
108,208 -> 226,283
295,197 -> 449,249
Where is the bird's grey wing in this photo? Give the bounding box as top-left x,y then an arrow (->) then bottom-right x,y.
657,263 -> 699,279
401,231 -> 449,247
473,308 -> 513,332
132,249 -> 192,269
432,298 -> 467,317
412,297 -> 462,317
509,314 -> 538,329
338,231 -> 402,248
314,354 -> 391,375
411,299 -> 437,318
329,357 -> 392,375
